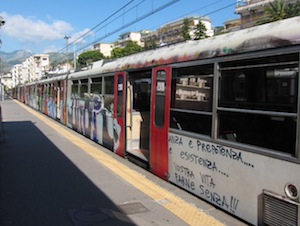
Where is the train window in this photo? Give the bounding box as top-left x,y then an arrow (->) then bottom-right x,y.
220,66 -> 298,113
71,80 -> 79,97
170,111 -> 212,136
130,71 -> 151,111
218,111 -> 296,155
218,54 -> 299,156
48,84 -> 52,97
91,77 -> 102,95
155,70 -> 166,127
170,64 -> 213,136
79,79 -> 88,98
117,75 -> 124,118
104,76 -> 114,95
104,76 -> 114,111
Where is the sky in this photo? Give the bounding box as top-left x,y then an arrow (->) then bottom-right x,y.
0,0 -> 239,54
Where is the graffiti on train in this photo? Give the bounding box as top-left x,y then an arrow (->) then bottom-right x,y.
168,133 -> 250,214
66,93 -> 119,151
199,184 -> 239,213
172,162 -> 239,213
169,134 -> 254,168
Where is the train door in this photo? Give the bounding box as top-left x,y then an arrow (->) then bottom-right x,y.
60,80 -> 66,124
126,71 -> 152,169
150,67 -> 171,179
114,72 -> 126,157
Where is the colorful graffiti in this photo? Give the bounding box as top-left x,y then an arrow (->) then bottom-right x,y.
66,93 -> 118,151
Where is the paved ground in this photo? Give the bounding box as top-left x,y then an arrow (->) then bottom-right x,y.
0,99 -> 250,226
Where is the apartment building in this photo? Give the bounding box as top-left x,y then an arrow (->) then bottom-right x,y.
10,54 -> 50,85
93,43 -> 114,58
142,16 -> 214,47
11,64 -> 23,86
115,31 -> 145,48
92,16 -> 214,55
235,0 -> 299,28
23,54 -> 50,82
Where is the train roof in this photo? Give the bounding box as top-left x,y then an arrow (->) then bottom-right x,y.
57,16 -> 300,81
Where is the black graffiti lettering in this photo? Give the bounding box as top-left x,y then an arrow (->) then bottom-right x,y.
180,151 -> 218,172
198,157 -> 218,171
189,140 -> 193,148
175,173 -> 195,191
174,163 -> 195,179
196,141 -> 244,163
169,135 -> 183,145
211,145 -> 218,154
230,196 -> 239,212
200,173 -> 215,188
197,140 -> 201,151
199,185 -> 237,212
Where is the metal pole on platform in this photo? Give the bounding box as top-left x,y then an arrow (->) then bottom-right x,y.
0,59 -> 3,102
0,74 -> 2,102
0,16 -> 5,102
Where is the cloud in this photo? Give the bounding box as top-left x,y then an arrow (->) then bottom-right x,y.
0,12 -> 73,42
42,44 -> 61,53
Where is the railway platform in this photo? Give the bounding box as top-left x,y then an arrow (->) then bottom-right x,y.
0,98 -> 249,226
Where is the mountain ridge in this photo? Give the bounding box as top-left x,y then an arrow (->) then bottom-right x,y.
0,50 -> 32,72
0,50 -> 66,73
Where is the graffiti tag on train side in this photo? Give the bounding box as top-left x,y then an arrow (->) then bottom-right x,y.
172,161 -> 239,213
169,135 -> 254,168
199,185 -> 239,213
168,133 -> 251,215
198,171 -> 239,213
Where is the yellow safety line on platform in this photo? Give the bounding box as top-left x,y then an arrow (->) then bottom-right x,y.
17,101 -> 224,226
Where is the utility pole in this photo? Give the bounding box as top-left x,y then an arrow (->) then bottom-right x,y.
64,35 -> 71,71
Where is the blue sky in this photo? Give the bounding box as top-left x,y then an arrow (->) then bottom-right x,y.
0,0 -> 239,54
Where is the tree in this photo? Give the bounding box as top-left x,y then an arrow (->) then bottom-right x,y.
182,18 -> 191,41
257,0 -> 300,25
144,38 -> 157,50
194,21 -> 208,40
122,40 -> 143,56
285,1 -> 300,17
265,0 -> 286,21
77,50 -> 105,67
111,41 -> 143,59
111,47 -> 125,58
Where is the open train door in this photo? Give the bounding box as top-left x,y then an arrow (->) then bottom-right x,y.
114,72 -> 127,157
150,66 -> 171,180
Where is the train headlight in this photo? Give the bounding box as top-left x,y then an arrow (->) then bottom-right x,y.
284,183 -> 299,200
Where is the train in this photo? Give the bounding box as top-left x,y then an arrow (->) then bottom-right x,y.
12,16 -> 300,226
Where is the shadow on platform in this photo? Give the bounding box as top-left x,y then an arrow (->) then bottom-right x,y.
0,121 -> 136,226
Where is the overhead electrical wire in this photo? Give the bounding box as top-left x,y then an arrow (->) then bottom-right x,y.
52,0 -> 237,63
51,0 -> 178,60
51,0 -> 135,57
76,0 -> 180,53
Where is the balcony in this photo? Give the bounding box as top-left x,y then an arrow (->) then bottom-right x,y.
235,0 -> 274,14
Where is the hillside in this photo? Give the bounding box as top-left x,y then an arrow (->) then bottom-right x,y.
0,50 -> 70,73
0,50 -> 32,72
